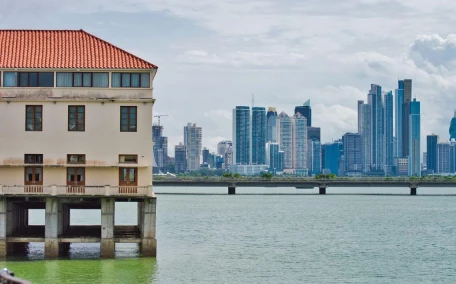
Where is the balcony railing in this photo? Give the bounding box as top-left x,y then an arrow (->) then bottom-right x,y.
0,185 -> 153,197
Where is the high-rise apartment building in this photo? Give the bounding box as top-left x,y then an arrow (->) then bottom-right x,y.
184,123 -> 202,171
152,125 -> 168,173
343,133 -> 362,174
233,106 -> 251,165
224,147 -> 233,169
408,98 -> 421,176
294,99 -> 312,127
358,101 -> 371,173
251,107 -> 266,165
368,84 -> 384,172
217,140 -> 232,156
437,142 -> 451,174
395,85 -> 404,158
401,79 -> 412,157
292,113 -> 307,170
266,107 -> 278,143
276,112 -> 293,169
383,91 -> 394,167
266,142 -> 283,173
202,148 -> 210,165
308,139 -> 321,175
426,134 -> 438,174
174,143 -> 187,174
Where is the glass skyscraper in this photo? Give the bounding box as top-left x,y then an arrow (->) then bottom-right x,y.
266,107 -> 278,143
251,107 -> 266,165
277,112 -> 293,169
402,79 -> 412,157
294,99 -> 311,127
292,113 -> 307,170
395,85 -> 404,158
384,91 -> 394,167
323,140 -> 343,175
308,139 -> 321,176
408,99 -> 421,176
369,84 -> 384,172
232,106 -> 250,165
426,134 -> 438,174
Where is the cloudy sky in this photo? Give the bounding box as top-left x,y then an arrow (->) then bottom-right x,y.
3,0 -> 456,153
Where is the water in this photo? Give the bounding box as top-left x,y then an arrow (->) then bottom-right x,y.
1,187 -> 456,283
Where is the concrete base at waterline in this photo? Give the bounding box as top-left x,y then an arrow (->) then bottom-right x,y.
101,239 -> 115,258
45,238 -> 59,259
140,238 -> 157,257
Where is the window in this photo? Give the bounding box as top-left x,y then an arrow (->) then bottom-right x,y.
120,106 -> 137,132
67,154 -> 86,164
24,154 -> 43,164
26,105 -> 43,131
56,72 -> 108,87
67,168 -> 85,183
112,73 -> 150,88
119,155 -> 138,164
3,72 -> 53,87
68,106 -> 85,131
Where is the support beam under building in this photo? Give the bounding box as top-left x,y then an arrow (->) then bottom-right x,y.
140,198 -> 157,257
0,198 -> 6,257
101,198 -> 115,258
45,198 -> 61,259
228,186 -> 236,195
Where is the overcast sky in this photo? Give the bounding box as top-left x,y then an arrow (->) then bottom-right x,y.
3,0 -> 456,154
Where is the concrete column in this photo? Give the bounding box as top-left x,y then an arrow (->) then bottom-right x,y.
101,198 -> 115,258
0,198 -> 7,257
140,198 -> 157,257
45,198 -> 61,259
228,186 -> 236,195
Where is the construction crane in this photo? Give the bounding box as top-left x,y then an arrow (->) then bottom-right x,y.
154,114 -> 169,126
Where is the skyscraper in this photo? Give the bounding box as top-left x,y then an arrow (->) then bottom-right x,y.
307,127 -> 321,141
294,99 -> 311,126
174,143 -> 187,173
343,133 -> 362,174
266,107 -> 278,143
369,84 -> 384,172
202,148 -> 210,165
184,123 -> 202,171
449,111 -> 456,141
217,140 -> 232,156
152,125 -> 168,173
276,112 -> 293,169
233,106 -> 250,165
408,98 -> 421,176
358,101 -> 371,173
266,142 -> 281,173
308,139 -> 321,175
323,140 -> 343,175
292,113 -> 307,170
426,134 -> 438,174
384,91 -> 394,167
395,85 -> 404,158
251,107 -> 267,165
402,79 -> 412,157
437,142 -> 451,174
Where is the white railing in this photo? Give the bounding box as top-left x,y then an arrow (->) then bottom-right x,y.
0,185 -> 153,197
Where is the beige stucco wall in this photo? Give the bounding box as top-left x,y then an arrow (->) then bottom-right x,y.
0,85 -> 153,187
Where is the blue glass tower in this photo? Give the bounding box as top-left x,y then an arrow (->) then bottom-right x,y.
251,107 -> 266,165
384,91 -> 394,167
369,84 -> 384,172
408,99 -> 421,176
323,140 -> 343,175
266,107 -> 278,143
233,106 -> 250,165
426,134 -> 438,174
395,83 -> 404,158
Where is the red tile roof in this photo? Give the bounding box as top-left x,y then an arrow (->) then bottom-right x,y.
0,29 -> 157,69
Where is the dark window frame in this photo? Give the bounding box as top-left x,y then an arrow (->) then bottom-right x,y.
68,105 -> 86,131
119,154 -> 138,164
24,154 -> 43,164
112,72 -> 150,88
25,105 -> 43,131
56,72 -> 108,88
67,154 -> 86,164
11,72 -> 54,87
120,106 -> 137,132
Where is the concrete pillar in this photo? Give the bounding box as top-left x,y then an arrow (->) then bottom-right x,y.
410,187 -> 417,195
228,186 -> 236,195
0,198 -> 7,257
45,198 -> 61,259
140,198 -> 157,257
101,198 -> 115,258
319,186 -> 327,195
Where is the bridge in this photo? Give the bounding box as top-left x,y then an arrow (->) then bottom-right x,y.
153,178 -> 456,195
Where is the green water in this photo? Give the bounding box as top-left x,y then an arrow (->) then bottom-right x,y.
2,187 -> 456,283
